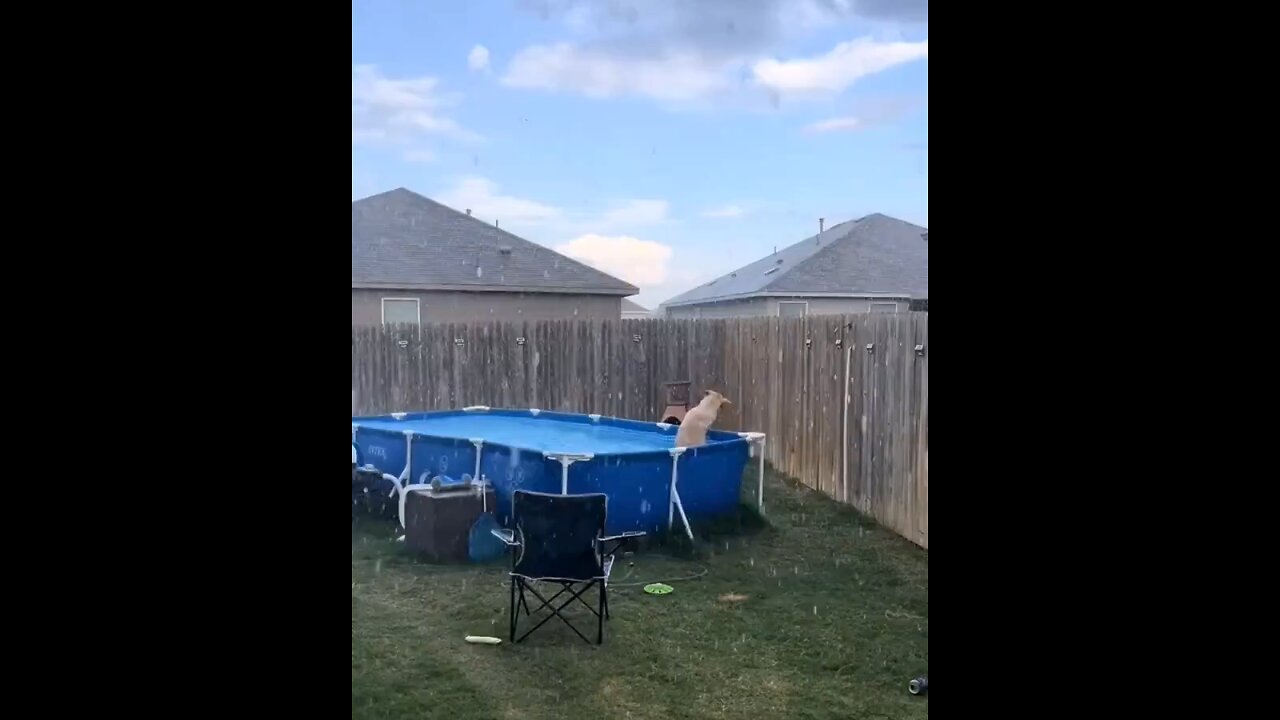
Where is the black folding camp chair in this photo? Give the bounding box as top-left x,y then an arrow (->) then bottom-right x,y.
491,490 -> 645,644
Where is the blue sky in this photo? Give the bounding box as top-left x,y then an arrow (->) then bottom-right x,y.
352,0 -> 928,308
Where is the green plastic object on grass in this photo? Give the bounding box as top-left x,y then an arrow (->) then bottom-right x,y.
643,583 -> 673,595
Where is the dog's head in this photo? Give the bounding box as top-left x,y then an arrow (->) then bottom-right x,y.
701,389 -> 732,409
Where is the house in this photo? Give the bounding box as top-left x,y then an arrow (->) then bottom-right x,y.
659,213 -> 927,319
621,299 -> 652,320
353,188 -> 638,325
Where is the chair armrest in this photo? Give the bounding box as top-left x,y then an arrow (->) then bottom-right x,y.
599,530 -> 646,557
600,531 -> 647,542
490,528 -> 520,546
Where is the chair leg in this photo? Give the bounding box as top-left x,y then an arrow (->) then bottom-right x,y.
597,581 -> 606,644
509,577 -> 518,642
515,581 -> 598,644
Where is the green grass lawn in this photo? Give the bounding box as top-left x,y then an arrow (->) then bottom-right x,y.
352,462 -> 928,720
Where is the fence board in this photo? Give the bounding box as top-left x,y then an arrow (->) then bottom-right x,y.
352,313 -> 929,547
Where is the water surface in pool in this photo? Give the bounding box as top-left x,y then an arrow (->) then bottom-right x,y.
355,415 -> 681,455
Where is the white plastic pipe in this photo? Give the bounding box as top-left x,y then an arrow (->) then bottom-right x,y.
386,432 -> 416,531
470,438 -> 484,480
398,481 -> 433,529
471,438 -> 486,511
544,453 -> 594,494
667,448 -> 694,541
843,343 -> 851,504
387,430 -> 415,498
737,432 -> 767,514
758,435 -> 766,513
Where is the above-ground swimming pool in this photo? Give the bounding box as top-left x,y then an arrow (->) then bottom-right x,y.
351,407 -> 765,537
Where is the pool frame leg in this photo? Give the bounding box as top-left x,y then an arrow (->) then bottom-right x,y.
384,430 -> 420,528
544,452 -> 595,495
737,432 -> 768,515
667,448 -> 694,542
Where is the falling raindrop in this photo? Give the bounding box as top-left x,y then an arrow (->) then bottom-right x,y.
813,606 -> 818,616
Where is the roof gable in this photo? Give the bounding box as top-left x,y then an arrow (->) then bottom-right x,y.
661,213 -> 927,307
352,188 -> 637,295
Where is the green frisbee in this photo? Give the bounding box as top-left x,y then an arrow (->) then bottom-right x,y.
643,583 -> 674,595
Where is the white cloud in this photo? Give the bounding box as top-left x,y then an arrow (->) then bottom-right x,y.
468,45 -> 491,72
501,36 -> 928,106
351,65 -> 480,145
504,2 -> 927,106
555,234 -> 674,286
502,44 -> 731,101
352,165 -> 379,201
432,177 -> 669,234
702,204 -> 744,219
352,128 -> 387,144
403,149 -> 437,163
600,199 -> 669,227
642,266 -> 728,309
804,116 -> 863,133
803,96 -> 922,133
435,177 -> 563,226
752,37 -> 928,97
430,177 -> 682,292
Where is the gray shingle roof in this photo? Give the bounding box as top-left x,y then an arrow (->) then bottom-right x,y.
352,188 -> 637,296
661,213 -> 928,307
621,299 -> 649,312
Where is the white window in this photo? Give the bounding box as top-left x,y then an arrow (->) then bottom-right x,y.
381,298 -> 420,325
778,301 -> 808,317
870,302 -> 898,313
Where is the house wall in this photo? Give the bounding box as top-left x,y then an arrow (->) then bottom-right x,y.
763,297 -> 908,316
662,296 -> 910,319
352,289 -> 622,325
662,297 -> 772,319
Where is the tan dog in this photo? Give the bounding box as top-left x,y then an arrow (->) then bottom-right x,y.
674,390 -> 732,447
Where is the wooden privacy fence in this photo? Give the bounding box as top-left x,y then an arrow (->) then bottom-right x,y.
352,313 -> 928,548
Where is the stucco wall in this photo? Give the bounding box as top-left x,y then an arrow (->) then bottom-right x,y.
662,296 -> 909,319
352,289 -> 623,325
